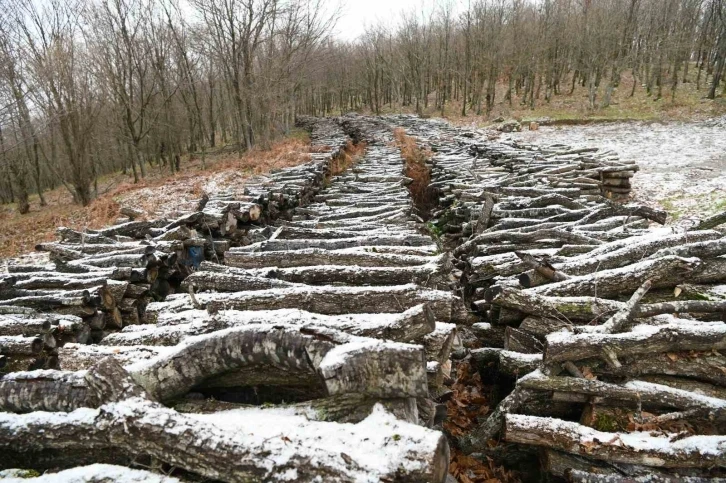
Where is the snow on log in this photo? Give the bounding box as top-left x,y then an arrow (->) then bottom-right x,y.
517,370 -> 726,411
0,398 -> 450,483
128,324 -> 428,401
211,259 -> 451,287
146,284 -> 471,323
102,305 -> 436,346
528,256 -> 701,297
0,464 -> 183,482
504,413 -> 726,468
236,234 -> 434,252
224,247 -> 440,268
544,322 -> 726,365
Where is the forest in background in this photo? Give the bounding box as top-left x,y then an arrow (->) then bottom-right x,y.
1,0 -> 725,213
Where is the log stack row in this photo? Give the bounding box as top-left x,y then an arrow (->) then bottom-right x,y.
386,114 -> 726,481
0,120 -> 346,378
0,117 -> 453,482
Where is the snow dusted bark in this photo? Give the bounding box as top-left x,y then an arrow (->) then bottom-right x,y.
0,314 -> 52,336
504,414 -> 726,468
528,256 -> 700,297
0,335 -> 44,356
596,351 -> 726,387
693,210 -> 726,231
0,370 -> 94,412
486,286 -> 623,322
456,228 -> 603,257
0,398 -> 450,483
517,370 -> 726,412
147,284 -> 472,323
224,247 -> 439,268
544,322 -> 726,365
517,231 -> 721,288
206,258 -> 452,287
102,305 -> 436,346
234,234 -> 435,252
129,324 -> 428,401
565,469 -> 720,483
180,270 -> 297,292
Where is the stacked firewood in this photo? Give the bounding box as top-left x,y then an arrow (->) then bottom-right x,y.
389,115 -> 726,481
0,117 -> 454,482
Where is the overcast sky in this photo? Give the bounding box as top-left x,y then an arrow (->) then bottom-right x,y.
332,0 -> 463,41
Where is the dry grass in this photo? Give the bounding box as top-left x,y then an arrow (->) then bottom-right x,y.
0,133 -> 315,259
329,140 -> 367,177
393,128 -> 436,216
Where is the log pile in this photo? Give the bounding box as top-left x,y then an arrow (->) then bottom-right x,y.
4,113 -> 725,481
386,114 -> 726,481
0,117 -> 454,482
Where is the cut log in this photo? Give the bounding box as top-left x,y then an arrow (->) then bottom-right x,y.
102,305 -> 436,346
529,256 -> 700,298
57,227 -> 117,244
544,321 -> 726,364
0,294 -> 95,317
595,351 -> 726,387
456,229 -> 603,257
517,370 -> 726,411
237,234 -> 434,252
693,210 -> 726,230
57,343 -> 167,372
504,327 -> 542,353
0,335 -> 44,356
0,370 -> 95,412
474,194 -> 495,234
147,284 -> 470,324
128,324 -> 428,401
180,270 -> 296,292
487,286 -> 623,322
175,392 -> 419,424
0,314 -> 51,336
218,259 -> 451,287
224,248 -> 439,268
423,322 -> 457,365
0,398 -> 450,483
0,464 -> 183,482
515,251 -> 570,287
504,413 -> 726,468
518,231 -> 720,288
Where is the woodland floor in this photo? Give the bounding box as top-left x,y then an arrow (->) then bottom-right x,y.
0,130 -> 315,260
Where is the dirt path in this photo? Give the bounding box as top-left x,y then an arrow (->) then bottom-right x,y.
502,117 -> 726,225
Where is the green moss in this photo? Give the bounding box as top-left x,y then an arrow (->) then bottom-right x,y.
593,413 -> 622,432
392,434 -> 401,441
2,470 -> 41,478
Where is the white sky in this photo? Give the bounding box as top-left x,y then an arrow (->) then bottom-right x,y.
332,0 -> 463,41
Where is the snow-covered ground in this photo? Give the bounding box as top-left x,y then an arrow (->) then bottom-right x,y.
501,117 -> 726,227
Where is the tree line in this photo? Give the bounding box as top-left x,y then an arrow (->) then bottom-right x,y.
0,0 -> 334,212
303,0 -> 726,118
1,0 -> 725,213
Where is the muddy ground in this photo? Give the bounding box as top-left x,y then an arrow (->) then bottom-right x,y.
501,117 -> 726,227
